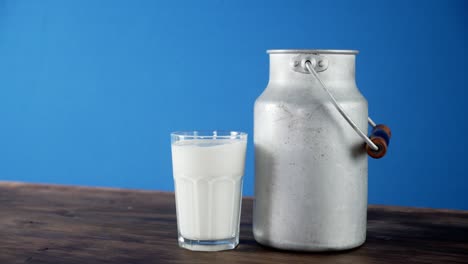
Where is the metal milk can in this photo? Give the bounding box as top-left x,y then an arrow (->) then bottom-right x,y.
253,49 -> 391,251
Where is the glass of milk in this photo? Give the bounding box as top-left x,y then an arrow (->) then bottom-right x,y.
171,131 -> 248,251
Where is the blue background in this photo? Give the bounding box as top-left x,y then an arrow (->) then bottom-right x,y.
1,0 -> 467,209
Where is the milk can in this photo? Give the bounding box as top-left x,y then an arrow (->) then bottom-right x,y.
253,49 -> 391,251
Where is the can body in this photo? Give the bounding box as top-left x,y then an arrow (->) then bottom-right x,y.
253,50 -> 368,251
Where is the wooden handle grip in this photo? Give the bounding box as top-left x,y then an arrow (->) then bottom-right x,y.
374,124 -> 392,139
366,124 -> 391,159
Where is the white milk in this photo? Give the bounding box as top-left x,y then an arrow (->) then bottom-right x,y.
171,139 -> 247,240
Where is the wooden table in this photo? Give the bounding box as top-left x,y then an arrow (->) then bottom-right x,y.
1,182 -> 467,263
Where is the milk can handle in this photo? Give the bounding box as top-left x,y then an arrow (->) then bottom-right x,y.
304,61 -> 391,159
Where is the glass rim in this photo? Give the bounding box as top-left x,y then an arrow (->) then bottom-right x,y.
171,130 -> 247,139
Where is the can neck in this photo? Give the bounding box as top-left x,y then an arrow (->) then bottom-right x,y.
269,53 -> 356,83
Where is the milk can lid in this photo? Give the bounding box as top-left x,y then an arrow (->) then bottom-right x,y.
267,49 -> 359,54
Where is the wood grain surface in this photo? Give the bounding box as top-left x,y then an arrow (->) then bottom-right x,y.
0,182 -> 467,264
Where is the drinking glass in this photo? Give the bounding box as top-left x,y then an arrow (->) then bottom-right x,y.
171,131 -> 248,251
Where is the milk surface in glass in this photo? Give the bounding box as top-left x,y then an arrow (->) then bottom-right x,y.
171,131 -> 247,251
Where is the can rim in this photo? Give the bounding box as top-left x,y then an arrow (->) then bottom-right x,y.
267,49 -> 359,54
